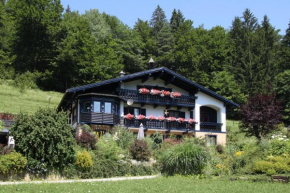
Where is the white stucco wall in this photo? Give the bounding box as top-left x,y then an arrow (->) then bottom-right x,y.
195,92 -> 226,132
124,77 -> 189,95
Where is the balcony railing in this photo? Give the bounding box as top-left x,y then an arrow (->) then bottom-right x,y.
117,89 -> 196,107
200,122 -> 223,132
80,112 -> 120,125
123,118 -> 196,131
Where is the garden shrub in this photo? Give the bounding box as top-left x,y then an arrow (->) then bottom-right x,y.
151,132 -> 163,149
13,71 -> 38,92
268,138 -> 290,156
254,155 -> 290,175
97,136 -> 126,161
75,150 -> 93,171
0,144 -> 14,155
10,108 -> 76,173
129,140 -> 151,161
113,126 -> 135,149
0,152 -> 27,176
26,158 -> 48,177
76,131 -> 96,150
160,141 -> 208,176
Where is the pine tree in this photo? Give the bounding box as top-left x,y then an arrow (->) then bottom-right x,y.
170,9 -> 185,32
279,21 -> 290,71
150,5 -> 167,36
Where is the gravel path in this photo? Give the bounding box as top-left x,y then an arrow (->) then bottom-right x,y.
0,175 -> 158,186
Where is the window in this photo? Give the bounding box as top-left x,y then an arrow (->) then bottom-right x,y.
168,110 -> 185,118
104,102 -> 112,114
124,107 -> 146,116
81,101 -> 91,113
206,135 -> 217,146
200,106 -> 217,123
94,101 -> 101,113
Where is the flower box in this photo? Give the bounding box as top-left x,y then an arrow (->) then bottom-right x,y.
136,114 -> 146,120
188,118 -> 195,124
158,116 -> 165,121
177,118 -> 185,123
160,90 -> 171,97
166,117 -> 176,122
150,89 -> 161,95
125,113 -> 134,120
147,115 -> 156,120
170,92 -> 181,98
138,88 -> 149,94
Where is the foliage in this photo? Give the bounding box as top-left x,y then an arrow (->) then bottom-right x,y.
26,158 -> 48,176
0,151 -> 27,176
97,136 -> 126,161
76,131 -> 96,150
160,139 -> 208,175
268,137 -> 290,156
10,108 -> 76,172
75,150 -> 93,171
254,155 -> 290,175
0,119 -> 3,132
240,94 -> 283,139
13,71 -> 38,92
129,140 -> 151,161
113,126 -> 135,149
0,144 -> 14,155
151,132 -> 163,149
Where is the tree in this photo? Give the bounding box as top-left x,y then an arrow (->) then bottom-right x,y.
240,94 -> 283,140
10,108 -> 76,171
279,21 -> 290,71
170,9 -> 184,32
274,70 -> 290,124
150,5 -> 167,36
8,0 -> 63,73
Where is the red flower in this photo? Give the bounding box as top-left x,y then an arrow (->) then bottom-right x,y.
166,117 -> 176,122
177,118 -> 185,122
188,118 -> 195,124
170,92 -> 181,98
147,115 -> 156,120
136,114 -> 146,120
158,116 -> 165,121
125,113 -> 134,120
160,90 -> 171,97
138,88 -> 149,94
150,89 -> 161,95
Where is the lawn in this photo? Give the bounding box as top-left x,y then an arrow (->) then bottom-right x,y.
0,176 -> 289,193
0,83 -> 63,115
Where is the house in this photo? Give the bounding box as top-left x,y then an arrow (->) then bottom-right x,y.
57,66 -> 239,145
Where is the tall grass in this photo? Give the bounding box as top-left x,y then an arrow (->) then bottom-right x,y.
0,83 -> 63,115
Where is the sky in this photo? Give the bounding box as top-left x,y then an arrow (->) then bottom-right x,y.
61,0 -> 290,34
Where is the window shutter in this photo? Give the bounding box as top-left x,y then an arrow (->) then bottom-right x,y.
179,112 -> 185,118
140,108 -> 146,116
124,107 -> 128,115
190,111 -> 193,119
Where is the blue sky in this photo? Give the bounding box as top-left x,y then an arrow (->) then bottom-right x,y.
61,0 -> 290,34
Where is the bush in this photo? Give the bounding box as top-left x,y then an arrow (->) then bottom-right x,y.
254,155 -> 290,175
268,138 -> 290,156
26,158 -> 48,176
0,152 -> 27,176
113,126 -> 135,149
75,150 -> 93,171
13,71 -> 38,92
76,131 -> 96,150
129,140 -> 151,161
10,108 -> 76,173
97,136 -> 126,161
0,144 -> 14,155
151,132 -> 163,149
160,141 -> 208,176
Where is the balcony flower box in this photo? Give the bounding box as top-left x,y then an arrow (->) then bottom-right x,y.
136,114 -> 146,120
177,118 -> 185,123
160,90 -> 171,97
125,113 -> 134,120
188,118 -> 195,124
158,116 -> 165,121
170,92 -> 181,98
166,117 -> 176,122
150,89 -> 161,95
147,115 -> 156,120
138,88 -> 149,94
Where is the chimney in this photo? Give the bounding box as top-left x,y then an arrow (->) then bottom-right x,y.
119,70 -> 125,77
148,57 -> 155,69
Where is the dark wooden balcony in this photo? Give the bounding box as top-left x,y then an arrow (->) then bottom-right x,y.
200,122 -> 223,132
80,113 -> 120,125
123,118 -> 196,131
117,89 -> 196,107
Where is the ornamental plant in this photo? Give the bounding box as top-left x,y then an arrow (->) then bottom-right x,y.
160,90 -> 171,97
147,115 -> 156,120
125,113 -> 134,120
0,152 -> 27,176
158,116 -> 165,121
129,140 -> 151,161
150,89 -> 161,95
136,114 -> 146,120
138,88 -> 149,94
170,92 -> 181,98
75,150 -> 93,171
188,118 -> 195,124
177,118 -> 185,123
166,117 -> 176,122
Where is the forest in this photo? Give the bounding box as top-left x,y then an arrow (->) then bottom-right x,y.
0,0 -> 290,121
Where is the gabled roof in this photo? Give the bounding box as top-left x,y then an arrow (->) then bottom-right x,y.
58,67 -> 239,110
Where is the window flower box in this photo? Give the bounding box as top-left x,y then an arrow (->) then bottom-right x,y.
166,117 -> 176,122
150,89 -> 161,95
125,113 -> 134,120
177,118 -> 185,123
147,115 -> 156,120
138,88 -> 149,94
160,90 -> 171,97
136,114 -> 146,120
170,92 -> 181,98
158,116 -> 165,121
188,118 -> 195,124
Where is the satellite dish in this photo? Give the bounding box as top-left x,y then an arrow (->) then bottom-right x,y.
127,99 -> 134,106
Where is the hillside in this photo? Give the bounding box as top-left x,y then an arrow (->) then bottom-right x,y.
0,83 -> 63,115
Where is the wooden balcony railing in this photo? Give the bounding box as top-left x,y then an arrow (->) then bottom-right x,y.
123,118 -> 196,131
80,113 -> 120,125
200,122 -> 223,132
117,89 -> 196,107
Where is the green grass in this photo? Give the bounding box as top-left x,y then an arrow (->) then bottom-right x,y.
0,83 -> 63,115
0,176 -> 289,193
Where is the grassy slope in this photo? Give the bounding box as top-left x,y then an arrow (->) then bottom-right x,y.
0,83 -> 63,115
0,176 -> 289,193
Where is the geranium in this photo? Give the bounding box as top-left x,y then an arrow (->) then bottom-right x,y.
136,114 -> 146,120
150,89 -> 161,95
177,118 -> 185,123
147,115 -> 156,120
158,116 -> 165,121
125,113 -> 134,120
188,118 -> 195,124
160,90 -> 171,97
166,117 -> 176,122
170,92 -> 181,98
138,88 -> 149,94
